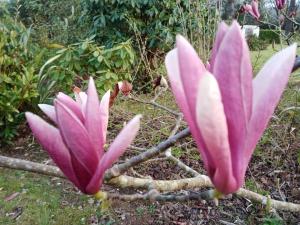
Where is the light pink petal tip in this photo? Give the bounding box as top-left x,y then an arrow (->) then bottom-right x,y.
246,44 -> 297,162
38,104 -> 57,123
165,49 -> 193,123
100,90 -> 110,144
176,35 -> 207,114
25,112 -> 80,190
86,115 -> 141,194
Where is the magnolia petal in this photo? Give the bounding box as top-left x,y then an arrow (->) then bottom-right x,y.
118,81 -> 132,96
25,112 -> 82,191
78,92 -> 88,113
38,104 -> 57,123
55,100 -> 99,174
165,49 -> 193,125
209,22 -> 229,71
251,0 -> 260,19
100,91 -> 110,145
56,92 -> 84,122
176,35 -> 207,116
165,48 -> 209,164
213,21 -> 253,181
244,4 -> 255,18
245,44 -> 297,165
85,77 -> 104,155
86,115 -> 141,194
195,73 -> 237,194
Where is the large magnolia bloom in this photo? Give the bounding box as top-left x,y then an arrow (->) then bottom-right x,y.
26,78 -> 141,194
165,21 -> 296,194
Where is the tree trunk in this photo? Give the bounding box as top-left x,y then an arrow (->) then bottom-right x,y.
284,0 -> 296,35
222,0 -> 236,20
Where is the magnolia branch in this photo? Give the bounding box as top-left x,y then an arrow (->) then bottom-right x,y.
105,128 -> 191,180
100,189 -> 216,202
129,92 -> 200,177
1,155 -> 300,212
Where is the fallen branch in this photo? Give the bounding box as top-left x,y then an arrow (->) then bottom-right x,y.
1,155 -> 300,212
101,189 -> 215,202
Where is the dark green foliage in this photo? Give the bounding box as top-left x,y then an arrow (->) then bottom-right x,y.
80,0 -> 190,50
0,16 -> 42,143
10,0 -> 88,45
259,30 -> 281,44
80,1 -> 219,89
39,38 -> 135,102
247,36 -> 269,51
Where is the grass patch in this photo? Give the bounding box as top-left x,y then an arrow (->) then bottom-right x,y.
0,169 -> 105,225
245,179 -> 269,196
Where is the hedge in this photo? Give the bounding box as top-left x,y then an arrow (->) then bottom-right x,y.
259,29 -> 281,44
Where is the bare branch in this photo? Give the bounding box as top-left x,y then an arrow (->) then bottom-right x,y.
102,189 -> 215,202
166,154 -> 200,177
1,155 -> 300,212
105,128 -> 191,180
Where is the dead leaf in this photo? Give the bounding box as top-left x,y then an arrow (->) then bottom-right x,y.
4,192 -> 20,202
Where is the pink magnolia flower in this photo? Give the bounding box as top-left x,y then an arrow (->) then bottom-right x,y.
241,0 -> 260,19
165,21 -> 296,194
26,77 -> 141,194
109,81 -> 133,107
118,81 -> 133,96
275,0 -> 286,10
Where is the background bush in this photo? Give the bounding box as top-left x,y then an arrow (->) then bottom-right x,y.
259,29 -> 281,44
247,36 -> 269,51
0,16 -> 43,143
39,38 -> 135,102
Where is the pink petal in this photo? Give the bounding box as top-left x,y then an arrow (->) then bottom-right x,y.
213,21 -> 253,181
84,77 -> 104,156
209,22 -> 229,71
165,48 -> 210,165
79,92 -> 87,113
99,91 -> 110,144
25,112 -> 82,191
118,81 -> 132,96
55,100 -> 99,174
56,92 -> 84,122
251,0 -> 260,19
195,73 -> 237,194
74,89 -> 87,107
38,104 -> 57,123
86,115 -> 141,194
176,35 -> 207,115
165,49 -> 194,127
245,44 -> 297,165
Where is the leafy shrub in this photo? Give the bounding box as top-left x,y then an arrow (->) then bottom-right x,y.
10,0 -> 87,45
0,16 -> 42,143
80,1 -> 220,90
259,29 -> 281,44
247,36 -> 269,51
39,38 -> 135,102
